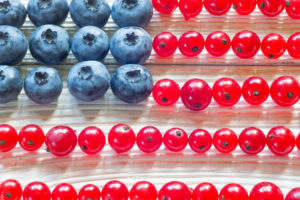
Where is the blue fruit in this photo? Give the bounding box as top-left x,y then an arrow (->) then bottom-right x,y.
24,66 -> 63,104
0,25 -> 27,65
27,0 -> 69,26
70,0 -> 110,28
71,26 -> 109,62
110,26 -> 152,64
0,0 -> 27,28
110,64 -> 153,103
0,65 -> 22,103
111,0 -> 153,27
29,24 -> 71,65
67,61 -> 110,102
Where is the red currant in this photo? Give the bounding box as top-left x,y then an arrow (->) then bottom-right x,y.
152,0 -> 178,14
102,180 -> 129,200
136,126 -> 162,153
18,124 -> 45,151
159,181 -> 192,200
249,182 -> 284,200
287,32 -> 300,58
213,128 -> 238,153
286,188 -> 300,200
152,79 -> 181,106
266,126 -> 295,156
261,33 -> 286,59
153,32 -> 178,57
242,76 -> 269,105
239,127 -> 266,155
212,77 -> 241,106
45,126 -> 77,156
78,126 -> 106,155
286,0 -> 300,19
192,182 -> 218,200
0,179 -> 22,200
232,0 -> 256,15
181,79 -> 212,111
270,76 -> 300,106
189,129 -> 212,153
23,182 -> 51,200
257,0 -> 285,17
163,128 -> 188,152
0,124 -> 18,152
232,30 -> 261,59
52,183 -> 77,200
178,31 -> 205,57
205,31 -> 231,57
130,181 -> 157,200
108,124 -> 135,153
220,183 -> 248,200
179,0 -> 203,20
78,184 -> 101,200
203,0 -> 232,15
296,134 -> 300,151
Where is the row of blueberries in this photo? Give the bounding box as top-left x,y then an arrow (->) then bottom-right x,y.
0,124 -> 299,156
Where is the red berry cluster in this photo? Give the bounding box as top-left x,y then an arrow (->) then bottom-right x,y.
152,0 -> 300,19
153,31 -> 300,59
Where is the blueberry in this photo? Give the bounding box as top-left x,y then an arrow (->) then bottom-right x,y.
0,65 -> 22,103
70,0 -> 110,28
71,26 -> 109,62
110,26 -> 152,64
24,66 -> 63,104
0,0 -> 27,28
111,64 -> 153,103
67,61 -> 110,102
29,24 -> 70,65
27,0 -> 69,27
111,0 -> 153,27
0,25 -> 27,65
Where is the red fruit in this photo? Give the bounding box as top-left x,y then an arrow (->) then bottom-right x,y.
203,0 -> 232,15
23,182 -> 51,200
189,129 -> 212,153
286,0 -> 300,19
0,179 -> 22,200
45,126 -> 77,156
213,128 -> 238,153
242,76 -> 269,105
0,124 -> 18,152
232,0 -> 256,15
52,183 -> 77,200
239,127 -> 266,155
205,31 -> 231,57
257,0 -> 285,17
152,0 -> 178,14
136,126 -> 162,153
78,184 -> 101,200
181,79 -> 212,111
219,183 -> 248,200
192,182 -> 218,200
102,180 -> 129,200
286,188 -> 300,200
296,134 -> 300,151
249,182 -> 284,200
130,181 -> 158,200
179,0 -> 203,20
163,128 -> 188,152
153,32 -> 178,57
108,124 -> 135,153
287,32 -> 300,58
266,126 -> 295,156
261,33 -> 286,59
159,181 -> 192,200
152,79 -> 181,106
18,124 -> 45,151
232,30 -> 261,59
270,76 -> 300,106
78,126 -> 106,155
178,31 -> 205,57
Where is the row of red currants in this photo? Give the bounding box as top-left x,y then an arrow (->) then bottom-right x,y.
0,179 -> 299,200
153,0 -> 300,19
0,124 -> 299,156
153,31 -> 300,59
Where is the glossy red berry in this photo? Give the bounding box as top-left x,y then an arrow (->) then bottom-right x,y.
286,188 -> 300,200
239,127 -> 266,155
45,126 -> 77,156
220,183 -> 248,200
179,0 -> 203,19
130,181 -> 158,200
181,79 -> 212,111
153,32 -> 178,57
102,180 -> 129,200
152,0 -> 178,14
249,182 -> 284,200
18,124 -> 45,151
78,126 -> 106,155
296,134 -> 300,151
23,182 -> 51,200
0,179 -> 22,200
232,30 -> 260,59
178,31 -> 205,57
242,76 -> 269,105
78,184 -> 101,200
163,128 -> 188,152
153,79 -> 181,106
286,0 -> 300,19
261,33 -> 286,59
205,31 -> 231,57
192,182 -> 218,200
212,77 -> 241,106
266,126 -> 295,156
257,0 -> 285,17
232,0 -> 256,15
52,183 -> 77,200
108,124 -> 135,153
189,129 -> 212,153
203,0 -> 232,15
213,128 -> 238,153
270,76 -> 300,106
159,181 -> 192,200
0,124 -> 18,152
136,126 -> 162,153
287,32 -> 300,58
